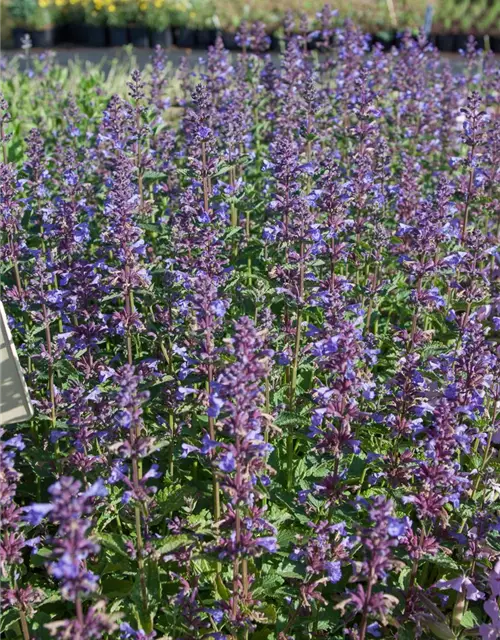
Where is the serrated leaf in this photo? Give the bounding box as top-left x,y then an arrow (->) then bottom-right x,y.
423,552 -> 460,571
254,573 -> 284,597
98,532 -> 131,559
143,170 -> 168,179
277,528 -> 298,548
277,564 -> 303,580
275,411 -> 308,427
397,566 -> 411,591
156,535 -> 192,556
146,561 -> 161,606
261,604 -> 277,624
156,485 -> 197,513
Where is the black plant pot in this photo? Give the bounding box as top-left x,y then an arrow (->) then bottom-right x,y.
372,32 -> 396,51
269,34 -> 280,51
12,27 -> 28,48
54,23 -> 70,44
150,28 -> 173,48
454,34 -> 468,52
89,25 -> 107,47
129,26 -> 149,47
427,33 -> 437,47
31,27 -> 55,48
307,32 -> 320,50
196,28 -> 216,48
491,36 -> 500,53
67,23 -> 85,44
173,26 -> 196,48
221,30 -> 238,50
82,25 -> 107,47
108,26 -> 128,47
436,34 -> 454,52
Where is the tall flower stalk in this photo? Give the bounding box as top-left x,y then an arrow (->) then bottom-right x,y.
207,317 -> 276,633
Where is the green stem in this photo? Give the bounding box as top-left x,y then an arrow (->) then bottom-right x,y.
42,304 -> 56,432
207,368 -> 221,524
18,608 -> 30,640
168,411 -> 175,478
358,571 -> 375,640
75,597 -> 84,626
287,309 -> 302,489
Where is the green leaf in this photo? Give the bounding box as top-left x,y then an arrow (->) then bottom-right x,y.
277,563 -> 304,580
277,528 -> 298,549
143,170 -> 168,180
0,609 -> 23,634
251,628 -> 274,640
396,625 -> 417,640
156,535 -> 192,556
420,618 -> 456,640
156,485 -> 197,513
397,566 -> 411,591
131,562 -> 160,631
225,226 -> 243,239
460,610 -> 479,629
261,604 -> 277,624
253,573 -> 284,597
146,560 -> 162,606
275,411 -> 308,427
101,576 -> 134,598
98,532 -> 131,559
30,547 -> 53,567
215,575 -> 231,601
140,223 -> 161,232
422,552 -> 460,571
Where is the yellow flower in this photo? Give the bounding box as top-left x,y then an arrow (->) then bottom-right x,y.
154,0 -> 162,7
38,0 -> 49,6
108,3 -> 116,10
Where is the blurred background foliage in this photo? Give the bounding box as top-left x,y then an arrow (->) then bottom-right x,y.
1,0 -> 499,42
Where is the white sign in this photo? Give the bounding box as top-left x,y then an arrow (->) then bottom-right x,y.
0,300 -> 34,425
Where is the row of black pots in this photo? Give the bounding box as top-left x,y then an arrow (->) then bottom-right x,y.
174,28 -> 281,50
434,33 -> 500,53
12,25 -> 500,53
12,25 -> 174,49
12,26 -> 56,48
181,30 -> 500,52
370,32 -> 500,53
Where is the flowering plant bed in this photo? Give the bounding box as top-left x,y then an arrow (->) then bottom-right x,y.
1,19 -> 499,640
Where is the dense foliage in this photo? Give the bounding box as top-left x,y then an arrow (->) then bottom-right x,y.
1,23 -> 499,640
4,0 -> 429,35
4,0 -> 500,39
